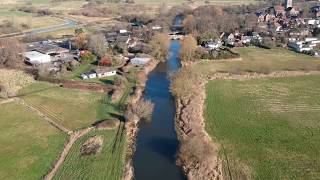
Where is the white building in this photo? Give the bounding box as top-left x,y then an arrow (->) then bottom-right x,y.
119,29 -> 128,34
96,69 -> 117,78
288,38 -> 320,52
24,51 -> 51,65
81,69 -> 116,80
131,57 -> 151,65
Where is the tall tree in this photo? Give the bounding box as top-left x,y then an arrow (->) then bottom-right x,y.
0,38 -> 25,68
149,33 -> 170,61
179,35 -> 197,62
74,32 -> 87,50
87,33 -> 107,58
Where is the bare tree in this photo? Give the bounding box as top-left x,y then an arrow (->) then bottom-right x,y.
149,33 -> 170,61
0,38 -> 25,68
179,35 -> 197,62
131,99 -> 155,120
74,32 -> 87,50
87,33 -> 107,58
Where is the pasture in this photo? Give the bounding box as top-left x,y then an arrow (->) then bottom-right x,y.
53,125 -> 126,180
0,8 -> 64,30
0,101 -> 67,180
205,75 -> 320,179
193,47 -> 320,76
19,82 -> 115,131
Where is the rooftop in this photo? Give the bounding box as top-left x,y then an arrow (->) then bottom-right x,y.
24,51 -> 49,59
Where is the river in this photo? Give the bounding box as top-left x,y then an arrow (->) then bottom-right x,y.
132,40 -> 187,180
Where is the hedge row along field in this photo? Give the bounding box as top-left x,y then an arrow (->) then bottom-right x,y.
53,125 -> 126,180
205,75 -> 320,179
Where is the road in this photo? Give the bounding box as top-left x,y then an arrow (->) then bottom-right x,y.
0,18 -> 76,39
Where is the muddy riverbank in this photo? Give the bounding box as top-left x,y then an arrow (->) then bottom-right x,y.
174,78 -> 223,180
122,59 -> 160,180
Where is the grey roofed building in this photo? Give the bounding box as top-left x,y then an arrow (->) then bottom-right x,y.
36,44 -> 70,56
130,57 -> 151,65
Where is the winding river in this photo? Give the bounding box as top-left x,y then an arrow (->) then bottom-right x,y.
132,40 -> 186,180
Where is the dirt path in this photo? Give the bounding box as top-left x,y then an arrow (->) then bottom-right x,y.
0,97 -> 17,105
17,98 -> 72,134
44,127 -> 93,180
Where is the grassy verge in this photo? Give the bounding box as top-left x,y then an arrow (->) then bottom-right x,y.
0,102 -> 67,180
205,75 -> 320,179
19,82 -> 111,130
53,126 -> 126,180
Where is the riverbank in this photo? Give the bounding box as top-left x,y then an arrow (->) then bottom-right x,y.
174,76 -> 223,180
122,59 -> 160,180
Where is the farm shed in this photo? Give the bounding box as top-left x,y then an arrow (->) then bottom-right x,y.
36,44 -> 70,56
24,51 -> 51,65
130,57 -> 151,65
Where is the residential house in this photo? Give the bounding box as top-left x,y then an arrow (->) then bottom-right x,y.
289,6 -> 300,17
289,28 -> 309,37
274,5 -> 286,17
310,6 -> 320,18
204,40 -> 223,50
223,33 -> 235,46
288,37 -> 320,52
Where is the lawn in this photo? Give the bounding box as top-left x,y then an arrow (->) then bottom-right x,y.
0,101 -> 67,180
193,47 -> 320,76
205,75 -> 320,179
19,82 -> 116,131
53,126 -> 126,180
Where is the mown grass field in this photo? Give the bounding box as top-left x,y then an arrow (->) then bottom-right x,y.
19,82 -> 117,131
205,75 -> 320,179
193,47 -> 320,76
53,125 -> 126,180
0,101 -> 67,180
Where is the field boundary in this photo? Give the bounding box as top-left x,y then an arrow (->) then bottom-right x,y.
207,70 -> 320,80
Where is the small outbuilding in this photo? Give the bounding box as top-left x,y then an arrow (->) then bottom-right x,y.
24,51 -> 51,65
130,57 -> 151,65
81,71 -> 97,80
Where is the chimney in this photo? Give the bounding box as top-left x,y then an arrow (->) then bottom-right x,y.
286,0 -> 292,11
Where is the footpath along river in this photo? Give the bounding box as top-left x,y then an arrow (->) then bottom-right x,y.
132,40 -> 187,180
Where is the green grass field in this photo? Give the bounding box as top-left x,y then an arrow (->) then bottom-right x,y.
0,102 -> 67,180
19,82 -> 116,131
53,126 -> 126,180
193,47 -> 320,76
205,75 -> 320,179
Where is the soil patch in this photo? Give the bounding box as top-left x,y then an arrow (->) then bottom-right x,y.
80,136 -> 103,156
